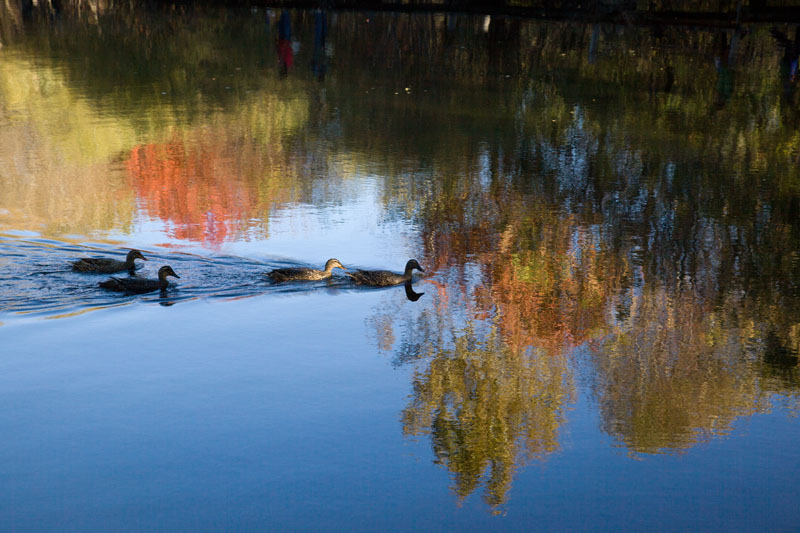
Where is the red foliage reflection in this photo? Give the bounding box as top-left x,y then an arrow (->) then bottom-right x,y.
125,141 -> 260,247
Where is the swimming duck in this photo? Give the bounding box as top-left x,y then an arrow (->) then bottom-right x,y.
72,249 -> 147,273
347,259 -> 424,287
99,265 -> 180,294
267,258 -> 346,282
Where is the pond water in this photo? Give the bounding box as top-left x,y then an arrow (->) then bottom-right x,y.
1,3 -> 800,530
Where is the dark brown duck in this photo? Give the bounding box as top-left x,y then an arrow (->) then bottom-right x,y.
347,259 -> 424,287
72,249 -> 147,273
99,265 -> 180,294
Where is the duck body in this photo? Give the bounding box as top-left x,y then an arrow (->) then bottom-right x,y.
348,259 -> 424,287
73,249 -> 147,273
99,265 -> 180,294
267,258 -> 346,282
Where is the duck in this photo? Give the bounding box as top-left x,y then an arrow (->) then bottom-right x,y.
347,259 -> 424,287
72,249 -> 147,273
99,265 -> 180,294
267,258 -> 346,282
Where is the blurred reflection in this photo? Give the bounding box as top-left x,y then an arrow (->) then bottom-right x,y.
486,16 -> 520,77
402,323 -> 572,508
0,57 -> 136,235
713,30 -> 736,110
311,9 -> 328,81
379,276 -> 574,508
124,119 -> 299,247
2,3 -> 800,511
760,329 -> 800,395
772,26 -> 800,102
588,24 -> 600,64
277,9 -> 293,76
592,285 -> 771,454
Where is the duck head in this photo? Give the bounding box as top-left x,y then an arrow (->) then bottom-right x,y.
405,259 -> 424,274
127,249 -> 147,262
325,258 -> 347,272
158,265 -> 180,280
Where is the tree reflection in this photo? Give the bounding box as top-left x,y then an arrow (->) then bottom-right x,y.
388,285 -> 574,508
3,1 -> 800,510
374,64 -> 799,498
403,327 -> 572,508
125,121 -> 297,247
0,58 -> 136,235
592,286 -> 772,454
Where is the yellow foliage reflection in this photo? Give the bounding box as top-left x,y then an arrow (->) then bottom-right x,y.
376,267 -> 575,508
0,55 -> 136,236
593,286 -> 772,454
402,323 -> 573,507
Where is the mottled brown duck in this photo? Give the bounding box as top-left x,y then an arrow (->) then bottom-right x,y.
99,265 -> 180,294
72,249 -> 147,273
347,259 -> 424,287
267,258 -> 346,282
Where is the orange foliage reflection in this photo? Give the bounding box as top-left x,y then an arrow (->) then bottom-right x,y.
125,136 -> 289,247
487,219 -> 621,354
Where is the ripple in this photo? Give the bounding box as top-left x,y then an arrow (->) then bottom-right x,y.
0,236 -> 392,319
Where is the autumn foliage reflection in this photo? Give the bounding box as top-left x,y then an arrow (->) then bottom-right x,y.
126,131 -> 294,247
0,57 -> 136,236
381,127 -> 799,505
383,276 -> 574,509
593,285 -> 771,453
402,325 -> 572,508
4,1 -> 800,511
490,214 -> 620,354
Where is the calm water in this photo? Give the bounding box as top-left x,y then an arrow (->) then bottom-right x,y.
1,4 -> 800,530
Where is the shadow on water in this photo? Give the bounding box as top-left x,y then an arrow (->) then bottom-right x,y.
0,235 -> 425,319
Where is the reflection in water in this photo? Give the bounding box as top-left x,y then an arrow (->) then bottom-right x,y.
772,26 -> 800,109
593,285 -> 771,453
366,10 -> 800,492
311,9 -> 328,81
126,137 -> 281,247
1,2 -> 800,515
373,264 -> 575,508
0,58 -> 137,235
404,281 -> 424,301
402,322 -> 573,508
277,9 -> 294,76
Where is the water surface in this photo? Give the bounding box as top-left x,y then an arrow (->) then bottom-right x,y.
1,4 -> 799,529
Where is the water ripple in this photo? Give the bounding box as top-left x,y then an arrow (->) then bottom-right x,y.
0,236 -> 378,319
